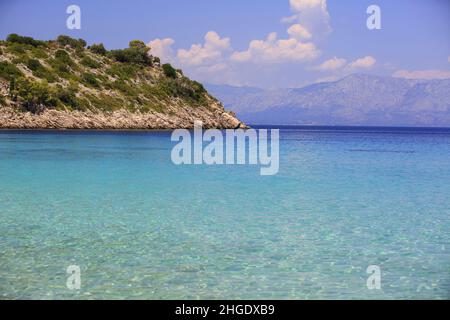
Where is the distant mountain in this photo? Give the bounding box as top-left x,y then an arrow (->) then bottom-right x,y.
206,74 -> 450,126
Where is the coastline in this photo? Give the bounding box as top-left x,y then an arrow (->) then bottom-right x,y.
0,105 -> 247,130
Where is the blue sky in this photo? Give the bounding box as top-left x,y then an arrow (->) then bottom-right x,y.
1,0 -> 449,87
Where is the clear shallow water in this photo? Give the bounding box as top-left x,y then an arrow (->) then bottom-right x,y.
0,127 -> 449,300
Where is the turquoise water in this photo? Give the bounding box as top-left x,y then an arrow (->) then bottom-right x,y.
0,127 -> 449,299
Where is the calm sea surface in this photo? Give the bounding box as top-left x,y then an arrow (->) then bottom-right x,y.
0,126 -> 449,299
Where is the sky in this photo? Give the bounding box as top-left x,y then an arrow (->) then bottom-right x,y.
0,0 -> 449,88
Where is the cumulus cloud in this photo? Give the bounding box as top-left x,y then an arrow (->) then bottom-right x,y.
148,31 -> 239,84
146,1 -> 336,86
290,0 -> 326,11
313,56 -> 376,73
315,57 -> 346,71
287,24 -> 312,40
177,31 -> 230,66
282,0 -> 331,36
230,0 -> 334,67
230,32 -> 319,63
148,38 -> 175,63
392,69 -> 450,80
281,15 -> 299,24
348,56 -> 376,69
231,0 -> 328,65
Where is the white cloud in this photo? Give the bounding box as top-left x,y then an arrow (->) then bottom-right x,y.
448,56 -> 450,63
230,50 -> 251,63
229,0 -> 328,66
197,63 -> 228,74
280,14 -> 299,24
290,0 -> 326,11
145,1 -> 337,87
287,24 -> 312,40
230,32 -> 319,63
315,57 -> 346,71
148,38 -> 175,63
266,32 -> 277,42
177,31 -> 230,66
282,0 -> 331,36
313,55 -> 375,73
147,32 -> 235,85
348,56 -> 376,69
392,69 -> 450,80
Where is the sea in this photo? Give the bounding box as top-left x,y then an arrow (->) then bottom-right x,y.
0,126 -> 449,299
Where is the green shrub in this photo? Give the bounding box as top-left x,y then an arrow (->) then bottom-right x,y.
6,34 -> 45,47
56,87 -> 78,108
26,59 -> 42,71
74,47 -> 84,58
74,97 -> 89,111
0,61 -> 23,80
7,43 -> 27,55
109,50 -> 126,62
89,43 -> 107,55
56,35 -> 86,49
26,58 -> 56,82
97,93 -> 124,111
162,63 -> 177,78
15,79 -> 56,113
55,49 -> 70,62
82,72 -> 100,88
112,79 -> 138,97
35,69 -> 57,83
50,59 -> 70,74
48,58 -> 79,82
78,39 -> 87,48
154,78 -> 207,105
106,63 -> 140,79
11,55 -> 29,65
81,56 -> 100,69
56,35 -> 74,46
54,49 -> 77,70
130,40 -> 147,49
30,47 -> 48,59
191,80 -> 206,94
109,40 -> 151,66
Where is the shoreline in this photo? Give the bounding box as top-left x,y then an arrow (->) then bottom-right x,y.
0,106 -> 247,130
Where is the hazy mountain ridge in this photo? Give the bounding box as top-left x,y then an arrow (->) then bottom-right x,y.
206,74 -> 450,126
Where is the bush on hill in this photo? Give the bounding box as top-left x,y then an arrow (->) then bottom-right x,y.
6,34 -> 45,47
162,63 -> 177,78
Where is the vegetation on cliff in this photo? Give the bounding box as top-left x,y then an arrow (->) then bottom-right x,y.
0,34 -> 213,115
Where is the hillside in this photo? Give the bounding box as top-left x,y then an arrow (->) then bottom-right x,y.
0,34 -> 245,129
206,74 -> 450,126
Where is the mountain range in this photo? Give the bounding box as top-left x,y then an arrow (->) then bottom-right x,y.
206,74 -> 450,126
